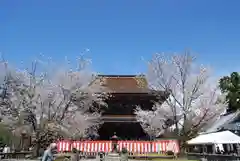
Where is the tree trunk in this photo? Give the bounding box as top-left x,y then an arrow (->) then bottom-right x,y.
182,114 -> 187,136
173,112 -> 179,136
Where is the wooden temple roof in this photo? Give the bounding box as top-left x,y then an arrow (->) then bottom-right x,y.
97,75 -> 148,93
89,75 -> 168,99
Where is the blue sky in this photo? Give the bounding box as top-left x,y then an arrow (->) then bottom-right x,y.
0,0 -> 240,76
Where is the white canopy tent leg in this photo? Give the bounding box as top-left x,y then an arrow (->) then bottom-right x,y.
214,144 -> 218,154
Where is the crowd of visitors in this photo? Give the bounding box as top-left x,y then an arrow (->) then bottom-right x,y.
189,143 -> 240,155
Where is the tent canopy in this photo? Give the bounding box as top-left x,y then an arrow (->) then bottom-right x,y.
187,130 -> 240,145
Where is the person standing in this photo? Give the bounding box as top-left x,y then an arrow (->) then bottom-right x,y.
41,143 -> 57,161
71,148 -> 80,161
3,145 -> 10,159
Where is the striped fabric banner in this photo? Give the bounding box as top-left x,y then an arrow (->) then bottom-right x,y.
56,139 -> 179,153
72,141 -> 112,152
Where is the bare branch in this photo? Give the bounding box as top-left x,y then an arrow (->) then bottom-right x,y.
0,55 -> 107,146
135,51 -> 227,139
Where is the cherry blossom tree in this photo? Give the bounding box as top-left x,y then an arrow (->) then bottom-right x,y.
0,55 -> 107,153
135,103 -> 172,139
135,51 -> 227,141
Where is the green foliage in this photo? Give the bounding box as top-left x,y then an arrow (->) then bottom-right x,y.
166,150 -> 174,156
219,72 -> 240,111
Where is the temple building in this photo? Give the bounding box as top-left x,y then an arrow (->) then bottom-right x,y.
90,75 -> 169,140
204,110 -> 240,135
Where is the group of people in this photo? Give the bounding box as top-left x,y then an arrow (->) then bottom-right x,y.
41,143 -> 80,161
0,145 -> 11,159
0,142 -> 79,161
2,145 -> 10,153
41,143 -> 57,161
190,143 -> 240,155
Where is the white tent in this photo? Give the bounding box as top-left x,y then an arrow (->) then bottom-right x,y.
187,130 -> 240,144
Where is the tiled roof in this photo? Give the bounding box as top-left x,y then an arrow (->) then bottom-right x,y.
89,75 -> 169,103
203,110 -> 240,134
222,122 -> 240,131
90,75 -> 151,93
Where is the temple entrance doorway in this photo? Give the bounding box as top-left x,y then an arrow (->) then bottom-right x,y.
98,122 -> 148,140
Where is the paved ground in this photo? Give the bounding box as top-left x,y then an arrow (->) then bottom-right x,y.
1,160 -> 159,161
2,160 -> 38,161
2,159 -> 102,161
2,160 -> 99,161
1,159 -> 138,161
2,160 -> 39,161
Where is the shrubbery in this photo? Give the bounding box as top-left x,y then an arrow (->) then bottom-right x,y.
166,150 -> 174,155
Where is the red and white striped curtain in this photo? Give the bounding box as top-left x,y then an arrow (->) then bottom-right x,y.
56,140 -> 180,154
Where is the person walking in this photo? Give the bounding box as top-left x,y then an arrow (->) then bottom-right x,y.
41,143 -> 57,161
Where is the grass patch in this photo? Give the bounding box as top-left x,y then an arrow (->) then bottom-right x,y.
131,159 -> 196,161
131,158 -> 196,161
131,153 -> 197,161
55,159 -> 63,161
133,158 -> 196,161
133,153 -> 168,156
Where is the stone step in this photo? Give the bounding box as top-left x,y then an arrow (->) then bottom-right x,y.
105,153 -> 121,161
105,157 -> 121,161
104,153 -> 129,161
107,153 -> 119,157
